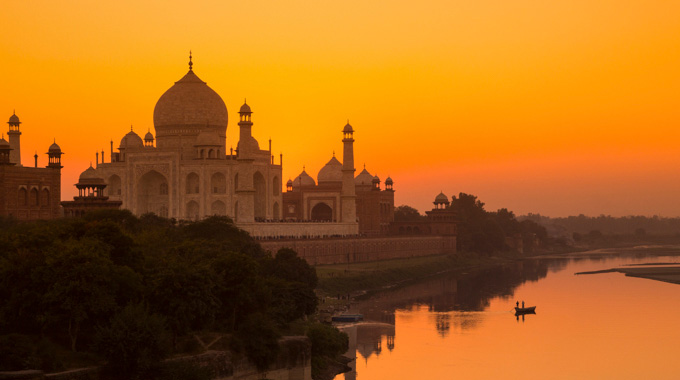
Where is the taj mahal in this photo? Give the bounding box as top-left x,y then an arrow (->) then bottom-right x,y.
81,54 -> 394,238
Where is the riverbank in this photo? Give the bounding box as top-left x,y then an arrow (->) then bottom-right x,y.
315,250 -> 535,297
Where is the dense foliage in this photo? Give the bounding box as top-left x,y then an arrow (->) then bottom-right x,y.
0,211 -> 319,376
393,205 -> 427,222
451,193 -> 547,254
306,323 -> 349,380
522,213 -> 680,236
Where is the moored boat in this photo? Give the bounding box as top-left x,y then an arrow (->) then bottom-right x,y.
514,306 -> 536,314
331,314 -> 364,322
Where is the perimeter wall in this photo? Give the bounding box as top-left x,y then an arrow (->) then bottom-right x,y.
259,235 -> 457,265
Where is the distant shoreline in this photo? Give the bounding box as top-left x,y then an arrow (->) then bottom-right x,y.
577,262 -> 680,286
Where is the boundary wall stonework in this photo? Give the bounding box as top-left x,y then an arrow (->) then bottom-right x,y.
259,235 -> 457,265
236,222 -> 359,238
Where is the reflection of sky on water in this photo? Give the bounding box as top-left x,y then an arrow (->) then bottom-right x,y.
335,248 -> 680,380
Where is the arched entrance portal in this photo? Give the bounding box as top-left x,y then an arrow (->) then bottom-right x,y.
186,201 -> 199,220
273,202 -> 280,220
108,175 -> 121,197
254,172 -> 266,220
311,203 -> 332,222
211,200 -> 226,216
137,170 -> 169,216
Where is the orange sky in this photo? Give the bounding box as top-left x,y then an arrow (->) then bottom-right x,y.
2,0 -> 680,216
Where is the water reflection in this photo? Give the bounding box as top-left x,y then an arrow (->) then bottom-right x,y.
335,248 -> 680,380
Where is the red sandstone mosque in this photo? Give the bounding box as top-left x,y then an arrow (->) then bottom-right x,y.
0,112 -> 63,220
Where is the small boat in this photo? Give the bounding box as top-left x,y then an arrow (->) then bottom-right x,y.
514,306 -> 536,314
331,314 -> 364,322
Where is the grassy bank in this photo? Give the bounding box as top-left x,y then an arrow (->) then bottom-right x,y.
315,252 -> 524,296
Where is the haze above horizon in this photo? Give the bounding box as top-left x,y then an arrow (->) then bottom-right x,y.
2,0 -> 679,217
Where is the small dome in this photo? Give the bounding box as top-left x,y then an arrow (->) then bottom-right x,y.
372,175 -> 380,183
354,168 -> 373,185
144,130 -> 154,141
385,176 -> 393,185
8,113 -> 20,124
119,130 -> 144,150
434,192 -> 449,204
0,137 -> 9,147
239,102 -> 252,114
48,142 -> 62,152
195,128 -> 221,146
286,179 -> 293,186
293,170 -> 316,188
343,122 -> 354,133
317,156 -> 343,183
78,165 -> 105,185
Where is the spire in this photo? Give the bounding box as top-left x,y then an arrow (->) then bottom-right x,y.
189,50 -> 193,71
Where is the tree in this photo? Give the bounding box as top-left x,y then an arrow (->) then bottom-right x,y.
394,205 -> 425,222
146,258 -> 219,346
43,238 -> 123,351
451,193 -> 505,253
95,303 -> 169,378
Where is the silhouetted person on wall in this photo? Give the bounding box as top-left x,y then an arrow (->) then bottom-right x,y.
516,301 -> 519,308
522,301 -> 525,308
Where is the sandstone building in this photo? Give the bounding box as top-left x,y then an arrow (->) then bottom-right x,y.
61,165 -> 122,217
0,113 -> 63,220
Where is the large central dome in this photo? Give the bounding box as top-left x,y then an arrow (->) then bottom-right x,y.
153,68 -> 228,148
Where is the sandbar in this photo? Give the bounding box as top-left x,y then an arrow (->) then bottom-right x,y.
577,265 -> 680,285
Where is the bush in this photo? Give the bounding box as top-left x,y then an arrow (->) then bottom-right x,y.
306,323 -> 348,358
231,313 -> 280,371
0,334 -> 36,370
0,334 -> 62,372
95,303 -> 169,378
153,361 -> 214,380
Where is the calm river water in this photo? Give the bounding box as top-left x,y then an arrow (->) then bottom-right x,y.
333,246 -> 680,380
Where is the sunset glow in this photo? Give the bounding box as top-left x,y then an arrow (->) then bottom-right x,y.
3,0 -> 679,216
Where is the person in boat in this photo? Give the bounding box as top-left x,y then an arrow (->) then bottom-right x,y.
521,301 -> 525,308
516,301 -> 519,308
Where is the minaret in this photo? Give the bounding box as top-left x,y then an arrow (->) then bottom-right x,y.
341,121 -> 357,224
237,100 -> 259,157
7,111 -> 22,166
235,100 -> 256,223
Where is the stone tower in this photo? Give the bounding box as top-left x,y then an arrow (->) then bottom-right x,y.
235,101 -> 257,223
7,112 -> 21,166
341,122 -> 356,223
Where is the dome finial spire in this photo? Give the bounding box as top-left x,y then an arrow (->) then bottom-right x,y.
189,50 -> 193,71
